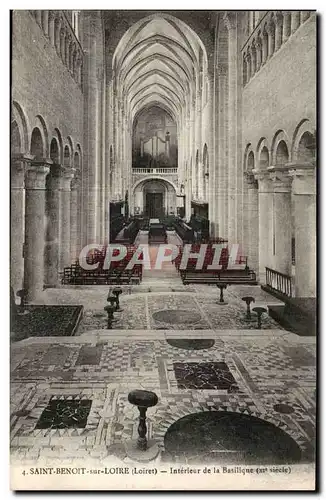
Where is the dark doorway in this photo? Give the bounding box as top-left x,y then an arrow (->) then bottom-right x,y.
146,193 -> 164,218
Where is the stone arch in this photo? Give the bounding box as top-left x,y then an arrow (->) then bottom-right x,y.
34,115 -> 49,157
271,130 -> 291,165
30,127 -> 44,158
291,119 -> 316,162
131,175 -> 178,195
12,101 -> 29,152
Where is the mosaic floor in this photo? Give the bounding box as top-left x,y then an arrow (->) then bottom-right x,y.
11,327 -> 316,467
10,284 -> 316,491
77,288 -> 284,333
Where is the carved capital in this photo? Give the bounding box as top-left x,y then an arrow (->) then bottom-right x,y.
61,167 -> 76,191
287,162 -> 316,196
266,17 -> 275,34
252,169 -> 273,192
244,171 -> 258,188
274,11 -> 284,24
268,165 -> 292,192
255,34 -> 262,49
25,162 -> 51,190
223,12 -> 237,31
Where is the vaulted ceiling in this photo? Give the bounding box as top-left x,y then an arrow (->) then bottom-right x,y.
112,14 -> 208,127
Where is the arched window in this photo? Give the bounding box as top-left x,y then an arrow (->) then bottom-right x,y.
50,138 -> 59,164
30,127 -> 44,158
276,140 -> 289,165
64,145 -> 71,168
297,131 -> 316,162
247,151 -> 255,171
259,146 -> 269,169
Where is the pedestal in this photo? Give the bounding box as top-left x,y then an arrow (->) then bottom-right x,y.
124,440 -> 160,462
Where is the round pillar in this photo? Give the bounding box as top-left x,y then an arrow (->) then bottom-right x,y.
44,165 -> 62,287
11,155 -> 30,294
59,169 -> 75,271
269,166 -> 292,275
253,170 -> 274,281
70,175 -> 80,262
24,162 -> 51,302
288,163 -> 316,297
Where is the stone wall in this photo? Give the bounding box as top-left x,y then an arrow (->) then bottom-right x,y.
242,15 -> 316,157
12,10 -> 84,154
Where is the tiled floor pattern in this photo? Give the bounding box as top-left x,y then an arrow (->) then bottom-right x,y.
10,331 -> 316,465
78,290 -> 284,333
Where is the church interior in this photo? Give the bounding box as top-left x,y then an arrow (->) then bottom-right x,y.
10,10 -> 316,479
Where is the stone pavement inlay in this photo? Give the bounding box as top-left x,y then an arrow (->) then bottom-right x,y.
173,362 -> 239,391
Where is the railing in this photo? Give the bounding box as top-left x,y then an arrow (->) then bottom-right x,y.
30,10 -> 84,89
266,267 -> 293,298
132,167 -> 178,174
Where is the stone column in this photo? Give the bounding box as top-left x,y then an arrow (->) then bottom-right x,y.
44,165 -> 62,287
282,12 -> 292,43
244,172 -> 259,272
255,36 -> 262,71
245,52 -> 251,81
60,27 -> 66,63
24,162 -> 50,302
274,12 -> 283,51
288,163 -> 316,297
48,11 -> 55,45
224,12 -> 238,244
11,155 -> 29,294
54,16 -> 62,55
217,63 -> 227,238
250,42 -> 257,76
291,12 -> 301,33
35,10 -> 42,26
59,169 -> 75,271
42,11 -> 49,36
262,30 -> 268,64
83,12 -> 101,244
267,20 -> 275,59
269,166 -> 292,275
70,175 -> 80,263
253,170 -> 274,281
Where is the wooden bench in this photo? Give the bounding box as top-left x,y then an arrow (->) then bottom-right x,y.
180,270 -> 257,285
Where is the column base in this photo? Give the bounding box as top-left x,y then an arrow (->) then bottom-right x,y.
124,439 -> 160,462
